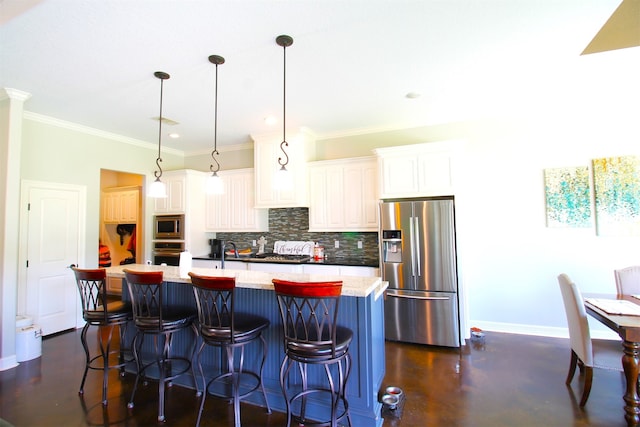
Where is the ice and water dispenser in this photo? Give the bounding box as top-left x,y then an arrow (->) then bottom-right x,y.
381,230 -> 403,263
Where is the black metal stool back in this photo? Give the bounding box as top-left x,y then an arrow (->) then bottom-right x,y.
72,267 -> 131,406
273,279 -> 353,427
189,272 -> 271,427
123,269 -> 200,422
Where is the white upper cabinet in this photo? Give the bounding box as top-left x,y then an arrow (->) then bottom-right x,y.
205,168 -> 268,232
152,172 -> 187,214
374,140 -> 464,199
308,156 -> 378,232
102,187 -> 140,224
252,128 -> 316,208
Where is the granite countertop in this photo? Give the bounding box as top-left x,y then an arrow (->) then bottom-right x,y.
192,255 -> 379,268
105,264 -> 387,298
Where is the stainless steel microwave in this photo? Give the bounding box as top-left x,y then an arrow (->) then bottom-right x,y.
153,214 -> 184,239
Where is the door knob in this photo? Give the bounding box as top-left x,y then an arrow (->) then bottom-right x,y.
67,264 -> 76,268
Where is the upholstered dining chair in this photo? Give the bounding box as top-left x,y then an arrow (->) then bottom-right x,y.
614,266 -> 640,295
558,273 -> 622,407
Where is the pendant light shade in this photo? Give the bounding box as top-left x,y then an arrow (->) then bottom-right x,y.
275,34 -> 293,190
206,54 -> 225,195
148,71 -> 170,198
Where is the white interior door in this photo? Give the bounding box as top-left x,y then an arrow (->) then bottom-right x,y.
21,182 -> 86,336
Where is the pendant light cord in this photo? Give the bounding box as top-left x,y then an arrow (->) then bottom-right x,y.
154,72 -> 169,180
211,60 -> 221,173
277,35 -> 293,168
209,55 -> 225,174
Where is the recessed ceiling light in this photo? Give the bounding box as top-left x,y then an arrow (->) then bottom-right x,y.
405,92 -> 421,99
264,115 -> 278,126
168,133 -> 180,139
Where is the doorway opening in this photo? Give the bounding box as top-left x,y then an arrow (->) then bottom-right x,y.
99,169 -> 145,282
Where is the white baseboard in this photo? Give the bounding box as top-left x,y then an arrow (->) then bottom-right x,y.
471,320 -> 620,341
0,355 -> 18,371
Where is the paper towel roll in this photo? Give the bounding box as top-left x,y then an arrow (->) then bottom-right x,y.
179,251 -> 192,277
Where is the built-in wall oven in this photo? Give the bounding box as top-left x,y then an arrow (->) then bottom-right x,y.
152,241 -> 184,266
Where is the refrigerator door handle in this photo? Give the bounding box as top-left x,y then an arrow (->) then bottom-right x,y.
413,216 -> 421,276
409,216 -> 416,277
387,293 -> 450,301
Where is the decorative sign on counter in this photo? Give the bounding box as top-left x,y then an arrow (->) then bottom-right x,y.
273,241 -> 315,256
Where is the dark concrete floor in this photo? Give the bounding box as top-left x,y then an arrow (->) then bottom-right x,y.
0,328 -> 628,426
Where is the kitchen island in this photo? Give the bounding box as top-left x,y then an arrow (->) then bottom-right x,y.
105,264 -> 387,427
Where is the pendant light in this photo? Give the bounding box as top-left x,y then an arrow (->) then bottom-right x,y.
206,54 -> 225,195
148,71 -> 170,198
275,34 -> 294,190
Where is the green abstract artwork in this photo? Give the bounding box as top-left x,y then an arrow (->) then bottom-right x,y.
544,166 -> 592,228
593,155 -> 640,236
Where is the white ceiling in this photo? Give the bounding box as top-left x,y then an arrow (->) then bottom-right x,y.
0,0 -> 632,154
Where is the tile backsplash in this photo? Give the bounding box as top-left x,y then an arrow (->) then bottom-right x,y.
214,208 -> 379,264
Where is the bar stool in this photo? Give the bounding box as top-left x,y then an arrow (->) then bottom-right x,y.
123,269 -> 200,422
189,272 -> 271,427
272,279 -> 353,427
72,267 -> 132,405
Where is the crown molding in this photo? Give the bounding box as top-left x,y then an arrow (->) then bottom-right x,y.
23,111 -> 183,156
0,88 -> 32,102
185,141 -> 254,157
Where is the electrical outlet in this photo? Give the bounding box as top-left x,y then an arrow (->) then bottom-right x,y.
252,240 -> 257,246
334,240 -> 340,248
357,241 -> 363,249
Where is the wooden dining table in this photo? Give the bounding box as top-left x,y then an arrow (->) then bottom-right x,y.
584,293 -> 640,427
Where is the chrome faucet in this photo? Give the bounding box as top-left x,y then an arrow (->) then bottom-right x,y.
221,241 -> 238,269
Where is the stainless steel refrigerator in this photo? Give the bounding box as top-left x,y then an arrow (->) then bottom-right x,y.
380,198 -> 460,347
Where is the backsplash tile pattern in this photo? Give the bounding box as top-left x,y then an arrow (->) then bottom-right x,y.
214,208 -> 379,265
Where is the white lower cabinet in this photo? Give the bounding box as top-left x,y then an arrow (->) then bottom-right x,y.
338,265 -> 379,277
247,263 -> 304,274
191,261 -> 378,276
224,261 -> 248,271
191,259 -> 247,270
301,264 -> 340,275
107,277 -> 123,295
192,259 -> 222,269
302,264 -> 379,277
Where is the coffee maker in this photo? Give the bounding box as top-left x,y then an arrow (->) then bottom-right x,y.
209,239 -> 223,259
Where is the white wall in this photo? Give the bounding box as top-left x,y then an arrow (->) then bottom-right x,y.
21,116 -> 185,266
453,46 -> 640,339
